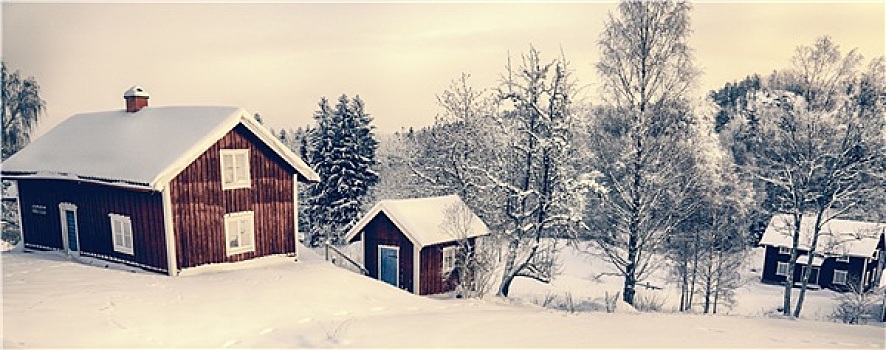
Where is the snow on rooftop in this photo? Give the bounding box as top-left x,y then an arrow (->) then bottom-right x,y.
2,106 -> 319,189
123,85 -> 149,98
346,195 -> 490,248
759,214 -> 885,257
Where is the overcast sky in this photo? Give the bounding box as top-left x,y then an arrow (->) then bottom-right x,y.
2,2 -> 884,137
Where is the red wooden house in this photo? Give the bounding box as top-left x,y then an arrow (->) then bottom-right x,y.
343,195 -> 489,295
759,214 -> 885,292
1,87 -> 320,275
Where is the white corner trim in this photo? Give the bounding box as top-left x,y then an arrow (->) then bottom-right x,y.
293,174 -> 299,259
161,186 -> 178,276
413,245 -> 420,294
12,180 -> 25,246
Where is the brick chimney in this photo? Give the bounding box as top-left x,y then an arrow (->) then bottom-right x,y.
124,86 -> 149,113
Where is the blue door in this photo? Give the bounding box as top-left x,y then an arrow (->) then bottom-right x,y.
379,246 -> 398,287
63,209 -> 79,252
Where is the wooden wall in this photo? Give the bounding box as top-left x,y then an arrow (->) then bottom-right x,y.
17,179 -> 168,272
419,241 -> 460,295
363,212 -> 414,292
169,124 -> 297,270
761,244 -> 880,291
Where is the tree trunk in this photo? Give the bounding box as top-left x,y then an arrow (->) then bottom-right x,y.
793,210 -> 825,318
496,239 -> 519,297
783,212 -> 803,316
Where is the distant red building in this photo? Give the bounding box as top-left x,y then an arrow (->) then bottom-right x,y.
2,87 -> 319,275
344,195 -> 489,295
759,214 -> 885,292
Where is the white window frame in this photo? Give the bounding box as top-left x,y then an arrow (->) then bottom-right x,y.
778,246 -> 791,255
220,149 -> 251,190
109,213 -> 134,255
224,211 -> 255,256
833,269 -> 848,285
442,246 -> 457,273
776,262 -> 790,277
835,255 -> 850,263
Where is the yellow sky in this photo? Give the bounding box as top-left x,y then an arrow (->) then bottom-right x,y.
2,2 -> 883,136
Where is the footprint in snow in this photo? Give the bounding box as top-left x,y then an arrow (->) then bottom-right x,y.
260,328 -> 275,335
221,339 -> 239,348
297,318 -> 313,324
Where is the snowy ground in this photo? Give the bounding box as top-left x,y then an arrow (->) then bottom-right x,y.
2,244 -> 884,348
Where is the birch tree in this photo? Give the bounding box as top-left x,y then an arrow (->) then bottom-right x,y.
715,37 -> 885,317
589,0 -> 700,305
2,62 -> 45,160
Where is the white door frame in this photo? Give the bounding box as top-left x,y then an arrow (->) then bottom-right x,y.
58,202 -> 80,256
377,244 -> 400,287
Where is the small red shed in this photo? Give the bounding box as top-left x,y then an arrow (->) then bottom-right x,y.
1,87 -> 320,275
343,195 -> 489,295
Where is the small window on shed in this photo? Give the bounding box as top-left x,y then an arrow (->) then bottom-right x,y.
442,246 -> 457,272
836,255 -> 849,263
225,211 -> 255,256
109,214 -> 134,255
778,246 -> 791,255
220,149 -> 251,190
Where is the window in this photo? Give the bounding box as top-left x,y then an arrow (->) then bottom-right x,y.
776,262 -> 790,277
442,246 -> 457,273
873,250 -> 880,261
220,149 -> 251,189
833,269 -> 848,285
778,246 -> 791,255
109,214 -> 134,255
224,211 -> 255,256
836,255 -> 849,263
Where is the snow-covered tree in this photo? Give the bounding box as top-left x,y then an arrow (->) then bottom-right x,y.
305,95 -> 379,246
588,0 -> 701,305
440,201 -> 495,298
2,62 -> 45,160
726,36 -> 886,318
2,62 -> 45,245
664,100 -> 753,313
411,48 -> 596,297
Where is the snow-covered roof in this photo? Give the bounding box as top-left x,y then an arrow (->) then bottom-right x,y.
759,214 -> 885,258
2,106 -> 319,190
344,195 -> 490,248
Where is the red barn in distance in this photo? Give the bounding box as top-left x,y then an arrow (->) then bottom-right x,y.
2,86 -> 320,275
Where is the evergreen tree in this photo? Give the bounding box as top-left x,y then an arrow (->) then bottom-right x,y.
305,95 -> 379,246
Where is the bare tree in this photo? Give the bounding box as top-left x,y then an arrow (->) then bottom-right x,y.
590,0 -> 700,305
831,280 -> 883,325
440,201 -> 494,298
411,48 -> 595,297
745,38 -> 886,317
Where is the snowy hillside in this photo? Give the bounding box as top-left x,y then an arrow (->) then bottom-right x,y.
3,245 -> 884,348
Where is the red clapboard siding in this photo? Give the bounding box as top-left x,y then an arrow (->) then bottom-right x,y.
17,179 -> 168,272
363,212 -> 414,292
169,124 -> 296,270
